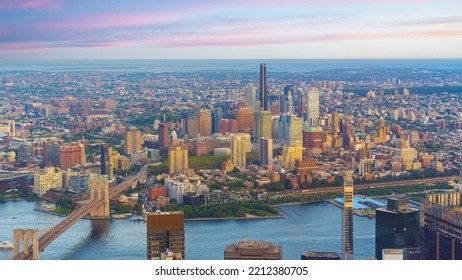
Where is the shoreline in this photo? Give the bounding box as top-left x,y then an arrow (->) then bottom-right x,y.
185,215 -> 284,222
33,208 -> 68,217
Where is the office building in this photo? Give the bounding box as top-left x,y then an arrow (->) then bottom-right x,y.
301,252 -> 340,260
59,144 -> 86,170
231,133 -> 249,169
168,145 -> 188,175
260,64 -> 268,110
254,110 -> 272,140
147,212 -> 185,260
158,123 -> 169,149
306,88 -> 319,126
224,240 -> 281,260
420,193 -> 462,259
259,137 -> 273,165
279,114 -> 303,142
282,140 -> 303,171
303,126 -> 323,153
219,119 -> 238,134
124,127 -> 142,154
343,171 -> 354,260
198,109 -> 212,137
375,196 -> 419,260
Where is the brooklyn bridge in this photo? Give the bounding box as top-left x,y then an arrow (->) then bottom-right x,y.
12,165 -> 148,260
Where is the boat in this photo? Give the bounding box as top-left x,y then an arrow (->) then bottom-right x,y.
111,214 -> 126,219
0,241 -> 13,249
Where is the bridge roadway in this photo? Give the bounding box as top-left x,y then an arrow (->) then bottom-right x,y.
288,176 -> 459,196
14,165 -> 148,260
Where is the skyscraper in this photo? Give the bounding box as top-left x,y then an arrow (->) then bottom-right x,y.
260,64 -> 268,111
420,193 -> 462,259
100,144 -> 111,180
259,137 -> 273,165
124,127 -> 142,154
245,85 -> 257,110
307,88 -> 320,126
254,110 -> 272,140
158,123 -> 169,149
375,196 -> 419,260
343,171 -> 354,260
236,107 -> 254,130
231,133 -> 249,169
147,212 -> 185,260
212,107 -> 223,134
197,109 -> 212,137
168,145 -> 188,175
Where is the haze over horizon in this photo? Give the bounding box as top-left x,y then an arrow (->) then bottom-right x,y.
1,0 -> 461,60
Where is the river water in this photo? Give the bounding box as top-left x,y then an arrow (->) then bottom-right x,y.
0,200 -> 375,260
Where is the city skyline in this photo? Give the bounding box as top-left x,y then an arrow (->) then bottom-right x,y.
1,0 -> 461,60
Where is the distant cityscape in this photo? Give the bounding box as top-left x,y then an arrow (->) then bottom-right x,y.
0,60 -> 462,260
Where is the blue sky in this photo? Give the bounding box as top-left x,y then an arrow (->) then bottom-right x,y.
1,0 -> 461,59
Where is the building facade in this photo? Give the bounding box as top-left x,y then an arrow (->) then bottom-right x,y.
147,212 -> 185,260
375,196 -> 420,260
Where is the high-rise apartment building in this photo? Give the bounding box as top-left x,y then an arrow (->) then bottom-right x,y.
168,145 -> 188,175
236,107 -> 254,130
18,142 -> 34,162
245,85 -> 257,110
331,112 -> 340,133
33,167 -> 63,195
147,212 -> 185,260
307,88 -> 320,126
420,193 -> 462,259
231,133 -> 250,169
343,171 -> 354,260
259,137 -> 273,165
198,109 -> 212,137
254,110 -> 272,140
59,144 -> 86,170
375,196 -> 420,260
124,127 -> 142,154
224,240 -> 281,260
99,99 -> 117,109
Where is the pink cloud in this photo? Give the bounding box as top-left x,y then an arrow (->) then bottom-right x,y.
40,11 -> 187,32
148,29 -> 462,48
0,0 -> 62,10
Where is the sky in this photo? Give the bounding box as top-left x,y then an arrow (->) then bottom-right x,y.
0,0 -> 461,59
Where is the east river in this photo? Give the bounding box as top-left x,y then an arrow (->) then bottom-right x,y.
0,200 -> 375,260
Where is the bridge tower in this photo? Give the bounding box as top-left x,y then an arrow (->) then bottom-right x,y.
13,229 -> 39,260
90,175 -> 110,219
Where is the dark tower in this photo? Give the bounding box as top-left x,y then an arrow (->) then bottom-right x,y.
158,123 -> 169,149
260,63 -> 268,111
100,144 -> 111,180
